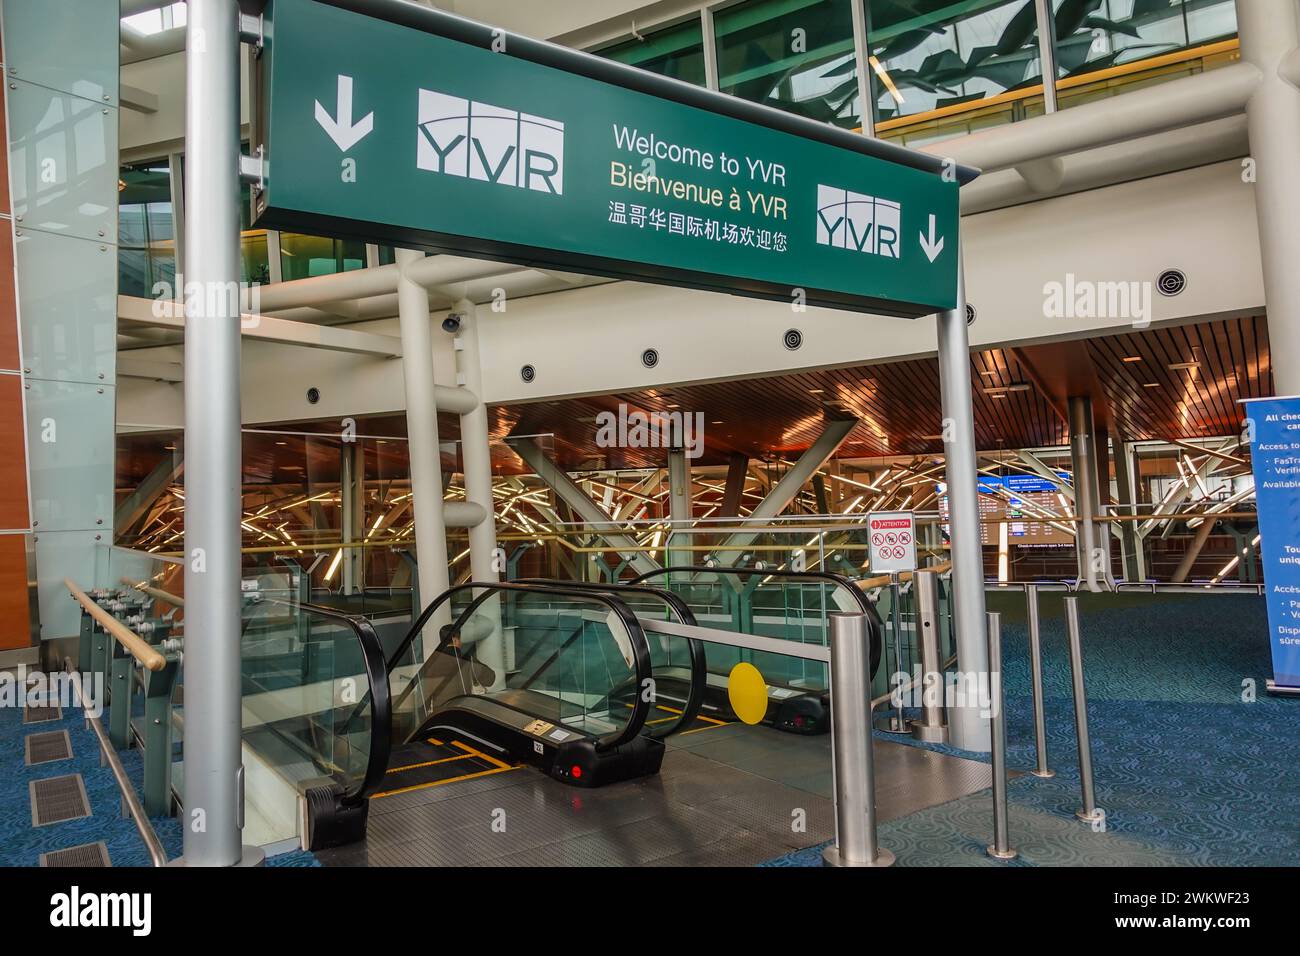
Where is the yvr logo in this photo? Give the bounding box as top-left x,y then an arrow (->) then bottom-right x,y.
815,185 -> 902,259
416,89 -> 564,195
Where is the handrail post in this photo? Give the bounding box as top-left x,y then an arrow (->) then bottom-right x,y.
823,612 -> 895,867
910,569 -> 948,743
142,659 -> 180,817
877,573 -> 910,734
985,611 -> 1017,860
1025,584 -> 1054,778
1064,596 -> 1104,824
108,638 -> 134,751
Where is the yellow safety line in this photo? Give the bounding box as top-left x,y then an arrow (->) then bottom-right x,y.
386,752 -> 474,774
678,720 -> 731,736
427,737 -> 445,746
370,764 -> 519,799
651,702 -> 727,726
449,738 -> 513,770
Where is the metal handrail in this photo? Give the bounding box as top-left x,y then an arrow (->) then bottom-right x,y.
121,576 -> 185,608
66,578 -> 167,672
857,560 -> 953,591
64,660 -> 168,867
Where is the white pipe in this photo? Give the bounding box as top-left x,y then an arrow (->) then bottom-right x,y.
396,249 -> 452,633
444,500 -> 487,528
927,62 -> 1260,174
452,298 -> 506,688
962,115 -> 1249,214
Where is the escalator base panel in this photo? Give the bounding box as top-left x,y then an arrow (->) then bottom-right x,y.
547,735 -> 664,788
305,782 -> 370,851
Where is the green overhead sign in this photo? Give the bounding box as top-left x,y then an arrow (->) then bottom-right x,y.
252,0 -> 972,316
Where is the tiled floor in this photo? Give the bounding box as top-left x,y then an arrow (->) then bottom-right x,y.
317,720 -> 996,867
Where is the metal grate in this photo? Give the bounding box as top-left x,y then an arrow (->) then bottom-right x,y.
41,842 -> 110,868
23,702 -> 63,724
24,730 -> 72,765
29,774 -> 91,827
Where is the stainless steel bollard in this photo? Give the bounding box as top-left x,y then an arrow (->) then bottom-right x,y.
1025,584 -> 1054,778
911,570 -> 949,743
986,611 -> 1017,860
876,574 -> 911,734
823,612 -> 895,868
1064,596 -> 1103,823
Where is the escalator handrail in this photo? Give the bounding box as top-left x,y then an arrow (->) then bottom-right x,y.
629,565 -> 875,615
261,598 -> 392,807
515,579 -> 707,739
629,565 -> 885,677
388,581 -> 656,753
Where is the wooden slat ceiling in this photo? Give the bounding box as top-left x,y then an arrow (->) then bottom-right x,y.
116,314 -> 1272,480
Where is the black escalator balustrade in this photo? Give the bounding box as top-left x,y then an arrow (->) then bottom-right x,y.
629,566 -> 884,735
304,581 -> 703,849
516,579 -> 709,737
248,603 -> 392,853
389,582 -> 668,779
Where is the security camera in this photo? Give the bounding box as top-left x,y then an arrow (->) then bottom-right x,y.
442,314 -> 462,334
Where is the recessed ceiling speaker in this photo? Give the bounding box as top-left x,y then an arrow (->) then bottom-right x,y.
641,348 -> 659,368
965,303 -> 977,326
1157,269 -> 1187,297
520,364 -> 536,383
306,387 -> 320,404
783,328 -> 803,350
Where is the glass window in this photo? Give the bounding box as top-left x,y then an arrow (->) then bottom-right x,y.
279,234 -> 367,282
866,0 -> 1044,142
599,17 -> 707,86
118,161 -> 176,297
715,0 -> 862,131
1054,0 -> 1238,109
238,174 -> 272,286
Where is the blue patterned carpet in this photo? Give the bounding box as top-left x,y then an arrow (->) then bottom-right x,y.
765,592 -> 1300,867
0,686 -> 318,868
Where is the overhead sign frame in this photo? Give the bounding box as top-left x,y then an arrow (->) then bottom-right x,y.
249,0 -> 978,317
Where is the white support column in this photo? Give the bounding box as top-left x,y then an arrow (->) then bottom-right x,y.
935,252 -> 991,753
179,0 -> 259,867
1111,431 -> 1147,583
1239,0 -> 1300,396
452,299 -> 505,687
395,249 -> 451,633
667,447 -> 691,567
1069,397 -> 1101,592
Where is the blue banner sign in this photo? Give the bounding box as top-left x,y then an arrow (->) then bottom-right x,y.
1241,395 -> 1300,690
976,472 -> 1069,495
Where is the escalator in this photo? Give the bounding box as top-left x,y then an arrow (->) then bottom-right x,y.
296,580 -> 706,849
626,566 -> 884,735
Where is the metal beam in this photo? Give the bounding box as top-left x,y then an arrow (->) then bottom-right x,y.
1172,516 -> 1218,583
719,453 -> 749,518
119,295 -> 403,357
114,452 -> 184,536
711,420 -> 855,564
508,437 -> 659,577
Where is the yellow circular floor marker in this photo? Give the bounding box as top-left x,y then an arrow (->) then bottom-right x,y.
727,662 -> 769,725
